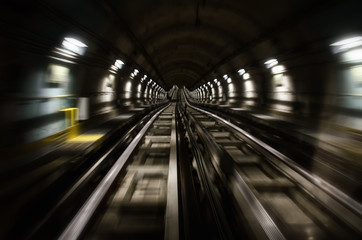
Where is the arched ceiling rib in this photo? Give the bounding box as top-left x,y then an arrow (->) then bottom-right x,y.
160,60 -> 207,75
162,63 -> 204,79
156,50 -> 216,68
164,69 -> 200,82
152,45 -> 219,68
103,0 -> 342,89
145,25 -> 240,54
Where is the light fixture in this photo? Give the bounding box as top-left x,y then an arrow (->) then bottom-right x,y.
243,73 -> 250,80
130,69 -> 139,79
110,65 -> 118,71
330,36 -> 362,62
141,74 -> 148,82
214,78 -> 217,83
223,74 -> 228,80
341,48 -> 362,63
62,37 -> 87,55
114,59 -> 124,69
109,59 -> 124,73
53,48 -> 78,59
238,69 -> 246,75
330,36 -> 362,53
227,78 -> 232,83
271,65 -> 286,74
264,59 -> 278,68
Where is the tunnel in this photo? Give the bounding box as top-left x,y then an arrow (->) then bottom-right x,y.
0,0 -> 362,239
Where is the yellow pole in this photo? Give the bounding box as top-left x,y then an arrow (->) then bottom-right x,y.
61,108 -> 79,139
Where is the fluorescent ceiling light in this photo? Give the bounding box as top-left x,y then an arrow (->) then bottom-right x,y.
238,69 -> 246,75
53,47 -> 78,59
48,56 -> 76,64
264,59 -> 278,68
264,59 -> 278,65
330,36 -> 362,46
243,73 -> 250,80
331,36 -> 362,53
341,48 -> 362,63
114,59 -> 124,69
110,65 -> 118,71
141,74 -> 147,82
227,78 -> 232,83
271,65 -> 286,74
214,78 -> 217,83
133,69 -> 139,76
223,74 -> 228,80
62,37 -> 87,55
64,37 -> 87,47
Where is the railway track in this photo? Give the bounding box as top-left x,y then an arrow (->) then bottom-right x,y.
58,103 -> 179,239
52,90 -> 361,240
181,91 -> 362,240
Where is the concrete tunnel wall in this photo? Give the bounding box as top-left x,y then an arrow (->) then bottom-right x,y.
1,0 -> 362,148
190,52 -> 362,129
0,37 -> 166,147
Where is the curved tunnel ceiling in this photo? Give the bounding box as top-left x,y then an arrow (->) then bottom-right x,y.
92,0 -> 357,90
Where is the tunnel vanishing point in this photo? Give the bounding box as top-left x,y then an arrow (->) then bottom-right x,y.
0,1 -> 362,240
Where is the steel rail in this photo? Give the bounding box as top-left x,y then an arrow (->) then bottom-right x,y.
185,96 -> 362,235
178,99 -> 235,240
58,104 -> 170,240
164,105 -> 179,240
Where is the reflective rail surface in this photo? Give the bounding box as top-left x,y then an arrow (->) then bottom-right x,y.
182,91 -> 362,240
59,103 -> 180,240
39,91 -> 361,240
